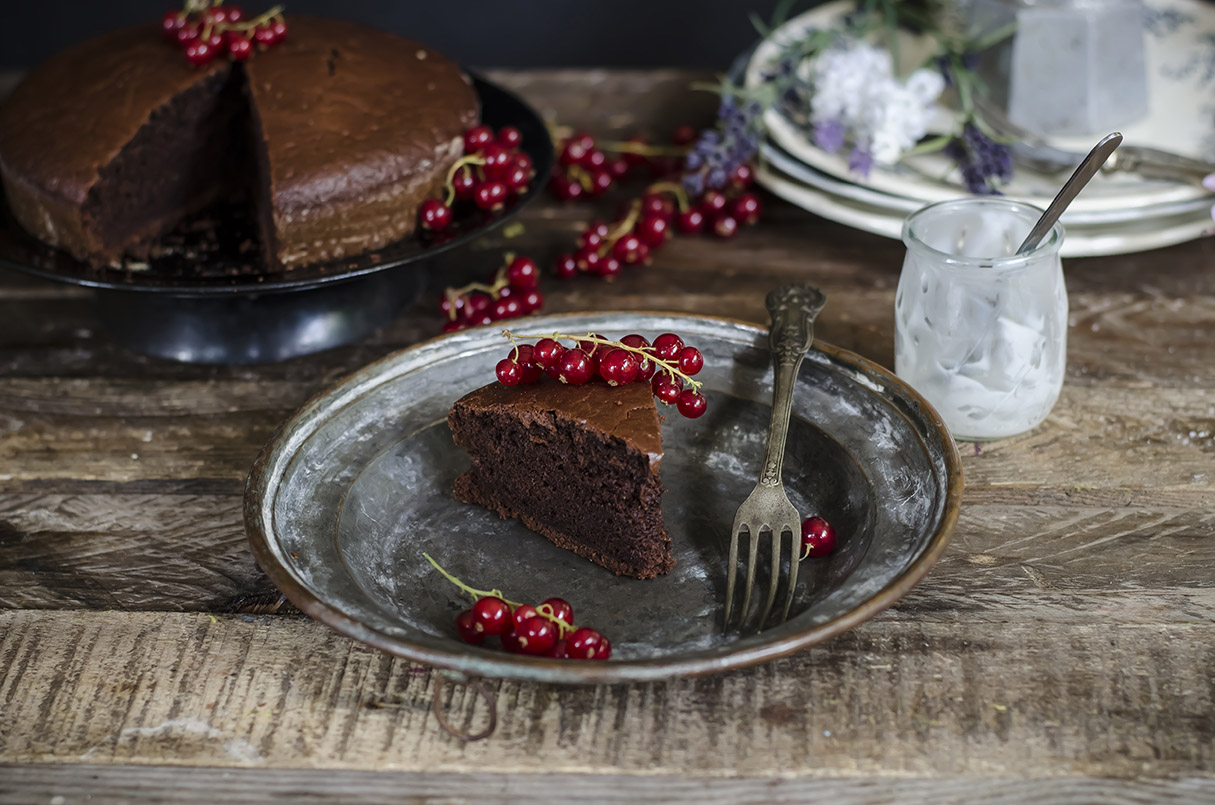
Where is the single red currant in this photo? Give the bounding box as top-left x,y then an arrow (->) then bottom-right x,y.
700,190 -> 728,215
732,193 -> 763,226
581,220 -> 610,249
503,163 -> 531,193
635,215 -> 669,248
480,144 -> 512,180
731,163 -> 754,188
574,247 -> 601,273
464,125 -> 494,154
514,345 -> 543,383
418,198 -> 452,231
559,138 -> 591,166
539,597 -> 574,628
557,349 -> 595,385
161,11 -> 186,38
533,338 -> 566,368
491,297 -> 522,321
612,233 -> 644,264
253,24 -> 276,46
496,358 -> 523,386
496,126 -> 523,149
620,334 -> 654,380
452,167 -> 477,200
456,610 -> 483,644
588,169 -> 614,196
652,375 -> 683,405
177,22 -> 201,46
470,596 -> 513,636
548,173 -> 583,202
554,253 -> 578,279
801,516 -> 838,558
672,125 -> 697,145
652,333 -> 684,361
544,639 -> 568,658
677,389 -> 707,418
567,628 -> 611,660
599,349 -> 639,386
224,5 -> 245,23
675,208 -> 705,234
466,293 -> 491,317
607,157 -> 630,179
505,256 -> 540,290
712,214 -> 739,239
595,256 -> 622,278
269,19 -> 288,44
516,616 -> 558,655
500,629 -> 526,653
185,40 -> 215,67
520,289 -> 543,313
582,149 -> 608,170
204,5 -> 228,25
227,34 -> 253,61
641,193 -> 675,221
576,333 -> 606,355
474,181 -> 508,211
677,346 -> 704,376
512,604 -> 539,630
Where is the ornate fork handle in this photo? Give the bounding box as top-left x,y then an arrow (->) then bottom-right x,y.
758,285 -> 826,488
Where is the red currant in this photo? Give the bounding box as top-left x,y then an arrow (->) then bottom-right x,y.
512,604 -> 539,630
712,214 -> 739,239
652,375 -> 683,405
480,144 -> 512,180
456,610 -> 483,644
620,334 -> 654,380
677,346 -> 704,376
452,167 -> 477,200
474,181 -> 508,211
640,193 -> 675,221
496,126 -> 523,149
544,639 -> 568,658
177,22 -> 201,46
595,256 -> 622,278
503,163 -> 531,193
574,247 -> 601,273
554,254 -> 578,279
539,597 -> 574,628
588,169 -> 614,196
224,6 -> 245,23
731,163 -> 754,188
418,198 -> 452,231
652,333 -> 684,361
500,629 -> 526,653
161,11 -> 186,38
441,319 -> 465,333
505,256 -> 540,290
268,19 -> 288,44
520,289 -> 543,313
672,125 -> 697,145
557,349 -> 594,385
581,220 -> 610,249
576,333 -> 606,356
204,6 -> 228,25
635,215 -> 669,248
227,34 -> 253,61
439,293 -> 465,319
185,40 -> 215,67
467,293 -> 491,317
700,190 -> 728,216
491,297 -> 522,321
801,516 -> 837,558
559,138 -> 591,166
582,149 -> 608,170
598,349 -> 639,386
567,628 -> 611,660
470,596 -> 513,636
677,389 -> 708,418
608,158 -> 630,179
675,208 -> 705,234
732,193 -> 762,226
253,24 -> 276,46
516,616 -> 558,655
533,338 -> 566,368
496,358 -> 523,386
548,173 -> 583,202
612,233 -> 644,264
464,125 -> 494,154
621,135 -> 649,166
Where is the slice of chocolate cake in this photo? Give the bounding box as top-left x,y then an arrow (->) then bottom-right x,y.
448,380 -> 673,579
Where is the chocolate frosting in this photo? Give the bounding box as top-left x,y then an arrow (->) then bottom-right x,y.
454,379 -> 665,467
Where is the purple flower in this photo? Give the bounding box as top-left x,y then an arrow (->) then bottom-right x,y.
848,146 -> 874,177
812,119 -> 846,154
946,123 -> 1012,195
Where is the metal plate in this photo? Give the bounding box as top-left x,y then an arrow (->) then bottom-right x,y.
245,312 -> 963,684
0,75 -> 552,295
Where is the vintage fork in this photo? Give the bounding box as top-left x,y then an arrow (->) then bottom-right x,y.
724,284 -> 826,633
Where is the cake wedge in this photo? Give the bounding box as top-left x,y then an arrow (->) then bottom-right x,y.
448,380 -> 674,579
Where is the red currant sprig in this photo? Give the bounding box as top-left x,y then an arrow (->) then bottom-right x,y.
497,330 -> 708,419
800,516 -> 837,560
424,553 -> 611,660
162,1 -> 286,67
547,127 -> 693,201
439,254 -> 543,333
418,125 -> 534,233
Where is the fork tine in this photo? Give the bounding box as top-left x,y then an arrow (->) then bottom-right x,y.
722,516 -> 743,631
738,524 -> 761,629
756,525 -> 783,631
781,523 -> 800,623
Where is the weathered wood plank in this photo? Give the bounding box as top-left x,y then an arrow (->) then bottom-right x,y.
2,764 -> 1214,805
0,611 -> 1211,777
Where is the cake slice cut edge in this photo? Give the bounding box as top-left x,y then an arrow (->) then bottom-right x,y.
448,380 -> 674,580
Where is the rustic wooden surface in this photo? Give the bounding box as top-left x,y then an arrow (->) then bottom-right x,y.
0,68 -> 1213,803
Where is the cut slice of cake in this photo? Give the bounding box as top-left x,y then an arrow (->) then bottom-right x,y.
448,379 -> 674,579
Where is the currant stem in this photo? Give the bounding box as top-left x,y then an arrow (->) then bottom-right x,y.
645,180 -> 692,212
598,202 -> 642,255
423,553 -> 521,608
444,155 -> 488,206
502,330 -> 703,391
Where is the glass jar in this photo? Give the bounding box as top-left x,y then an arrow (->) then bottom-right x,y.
894,198 -> 1068,441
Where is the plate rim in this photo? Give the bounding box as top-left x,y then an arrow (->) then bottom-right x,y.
243,310 -> 964,684
0,74 -> 553,296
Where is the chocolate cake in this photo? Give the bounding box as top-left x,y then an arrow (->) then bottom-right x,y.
0,17 -> 478,269
448,380 -> 674,579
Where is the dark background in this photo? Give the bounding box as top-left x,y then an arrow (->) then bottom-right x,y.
0,1 -> 798,70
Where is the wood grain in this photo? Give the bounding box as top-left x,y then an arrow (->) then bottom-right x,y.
2,764 -> 1214,805
1,610 -> 1212,778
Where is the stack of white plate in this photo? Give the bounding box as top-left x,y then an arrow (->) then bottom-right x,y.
745,0 -> 1215,257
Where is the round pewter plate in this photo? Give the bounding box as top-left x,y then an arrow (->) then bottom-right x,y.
245,312 -> 962,684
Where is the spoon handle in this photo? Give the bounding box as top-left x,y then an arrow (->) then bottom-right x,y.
1016,132 -> 1123,256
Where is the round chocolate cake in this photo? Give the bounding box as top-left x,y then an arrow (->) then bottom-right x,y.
0,16 -> 479,269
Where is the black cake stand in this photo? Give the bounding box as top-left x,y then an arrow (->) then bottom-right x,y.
0,75 -> 553,364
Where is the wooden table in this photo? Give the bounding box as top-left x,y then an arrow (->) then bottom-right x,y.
1,70 -> 1212,804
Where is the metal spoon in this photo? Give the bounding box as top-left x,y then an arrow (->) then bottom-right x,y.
1016,132 -> 1123,255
